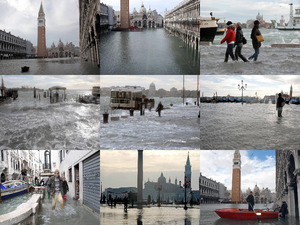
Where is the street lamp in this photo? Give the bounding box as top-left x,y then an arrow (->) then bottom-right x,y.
155,182 -> 162,207
238,80 -> 247,104
184,176 -> 191,210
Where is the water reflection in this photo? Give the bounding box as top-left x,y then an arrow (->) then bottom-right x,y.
214,217 -> 300,225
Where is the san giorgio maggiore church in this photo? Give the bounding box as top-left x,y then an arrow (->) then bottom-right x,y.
103,153 -> 200,203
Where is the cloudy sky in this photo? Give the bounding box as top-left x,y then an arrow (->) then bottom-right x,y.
201,0 -> 293,23
101,0 -> 183,16
101,150 -> 200,191
0,0 -> 80,47
200,150 -> 276,192
200,75 -> 298,98
100,75 -> 199,91
3,75 -> 100,89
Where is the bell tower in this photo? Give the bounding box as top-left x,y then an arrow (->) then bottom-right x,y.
37,1 -> 47,57
120,0 -> 130,29
290,85 -> 293,98
231,150 -> 241,203
184,152 -> 192,193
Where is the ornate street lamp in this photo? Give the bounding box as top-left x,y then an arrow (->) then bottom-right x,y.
155,182 -> 162,207
184,176 -> 190,210
238,80 -> 247,104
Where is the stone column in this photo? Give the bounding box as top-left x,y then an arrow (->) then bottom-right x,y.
294,168 -> 300,217
288,184 -> 296,216
137,150 -> 143,208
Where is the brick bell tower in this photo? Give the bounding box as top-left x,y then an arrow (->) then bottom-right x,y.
120,0 -> 130,29
37,1 -> 47,57
231,150 -> 241,203
290,85 -> 293,98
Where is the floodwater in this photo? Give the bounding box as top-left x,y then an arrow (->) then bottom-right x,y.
201,204 -> 300,225
0,193 -> 31,215
200,29 -> 300,75
200,103 -> 300,150
37,197 -> 99,225
0,90 -> 100,150
100,97 -> 200,150
100,205 -> 200,225
100,29 -> 200,75
0,58 -> 99,75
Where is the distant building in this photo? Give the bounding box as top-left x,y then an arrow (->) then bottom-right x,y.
246,12 -> 274,29
47,39 -> 79,58
130,4 -> 163,28
149,82 -> 156,97
26,40 -> 35,58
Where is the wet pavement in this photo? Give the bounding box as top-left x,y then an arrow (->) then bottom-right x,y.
100,204 -> 200,225
37,195 -> 99,225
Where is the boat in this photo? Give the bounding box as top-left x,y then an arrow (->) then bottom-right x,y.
21,66 -> 30,72
1,180 -> 32,200
77,86 -> 100,104
216,27 -> 226,35
215,208 -> 279,220
110,86 -> 155,110
277,3 -> 300,30
200,16 -> 218,42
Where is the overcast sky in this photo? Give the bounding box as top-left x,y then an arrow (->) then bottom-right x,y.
3,75 -> 99,90
0,0 -> 80,47
200,75 -> 298,98
201,0 -> 293,23
200,150 -> 276,192
101,150 -> 200,191
101,0 -> 183,16
100,75 -> 199,91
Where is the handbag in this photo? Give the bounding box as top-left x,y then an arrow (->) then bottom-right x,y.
256,34 -> 264,43
242,37 -> 247,45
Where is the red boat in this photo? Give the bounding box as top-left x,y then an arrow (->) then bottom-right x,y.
215,208 -> 279,220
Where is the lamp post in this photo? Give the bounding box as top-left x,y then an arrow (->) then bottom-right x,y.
238,80 -> 247,104
155,182 -> 162,207
0,166 -> 2,203
184,176 -> 191,210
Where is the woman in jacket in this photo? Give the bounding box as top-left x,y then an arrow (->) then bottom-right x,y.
235,22 -> 248,62
249,20 -> 262,61
220,21 -> 236,62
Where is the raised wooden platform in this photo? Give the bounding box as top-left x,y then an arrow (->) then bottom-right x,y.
271,43 -> 300,48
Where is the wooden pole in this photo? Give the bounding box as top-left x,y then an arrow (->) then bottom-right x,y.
183,75 -> 185,105
197,75 -> 200,106
0,180 -> 2,203
27,176 -> 29,193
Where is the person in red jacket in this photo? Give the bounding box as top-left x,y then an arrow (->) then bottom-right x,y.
220,21 -> 236,62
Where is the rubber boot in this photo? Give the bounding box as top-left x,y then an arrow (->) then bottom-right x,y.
224,56 -> 228,62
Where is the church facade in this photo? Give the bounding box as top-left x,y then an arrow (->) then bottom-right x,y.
47,40 -> 79,58
130,4 -> 163,28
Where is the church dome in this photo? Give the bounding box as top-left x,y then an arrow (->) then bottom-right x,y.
158,172 -> 166,184
133,8 -> 137,14
58,39 -> 64,48
254,184 -> 260,193
140,4 -> 146,15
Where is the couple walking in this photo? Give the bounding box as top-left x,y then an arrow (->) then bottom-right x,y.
220,20 -> 262,62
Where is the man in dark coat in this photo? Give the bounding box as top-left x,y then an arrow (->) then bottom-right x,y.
279,201 -> 288,218
249,20 -> 262,61
276,93 -> 285,117
156,102 -> 163,117
62,176 -> 69,197
235,22 -> 248,62
246,191 -> 255,211
48,169 -> 64,210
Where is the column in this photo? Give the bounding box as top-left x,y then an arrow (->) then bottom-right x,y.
137,150 -> 143,208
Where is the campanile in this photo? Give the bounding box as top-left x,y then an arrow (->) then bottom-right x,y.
37,2 -> 47,57
120,0 -> 130,29
231,150 -> 241,203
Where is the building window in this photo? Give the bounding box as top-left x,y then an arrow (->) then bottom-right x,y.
69,167 -> 72,182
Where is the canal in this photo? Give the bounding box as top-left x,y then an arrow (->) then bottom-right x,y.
0,58 -> 99,75
100,29 -> 200,75
201,204 -> 300,225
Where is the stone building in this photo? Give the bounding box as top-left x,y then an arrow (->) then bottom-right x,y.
149,82 -> 156,97
0,29 -> 27,59
59,150 -> 100,214
164,0 -> 200,50
130,4 -> 163,28
200,173 -> 221,203
79,0 -> 100,65
276,150 -> 300,217
47,39 -> 79,58
0,150 -> 41,183
100,3 -> 116,32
